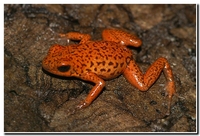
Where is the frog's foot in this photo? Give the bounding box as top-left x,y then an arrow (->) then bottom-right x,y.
165,81 -> 185,115
76,100 -> 90,109
76,73 -> 105,110
165,81 -> 185,113
59,33 -> 66,37
165,81 -> 175,115
173,93 -> 185,99
59,32 -> 91,44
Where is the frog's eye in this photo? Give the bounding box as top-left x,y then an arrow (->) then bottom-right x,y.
57,65 -> 71,72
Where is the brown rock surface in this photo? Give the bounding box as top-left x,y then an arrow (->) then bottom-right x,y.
4,4 -> 196,132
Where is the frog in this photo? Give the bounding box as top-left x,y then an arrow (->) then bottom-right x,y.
42,28 -> 176,115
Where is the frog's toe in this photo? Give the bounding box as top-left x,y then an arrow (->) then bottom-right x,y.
76,100 -> 90,109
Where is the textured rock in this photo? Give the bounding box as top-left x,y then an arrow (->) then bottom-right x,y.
4,4 -> 196,132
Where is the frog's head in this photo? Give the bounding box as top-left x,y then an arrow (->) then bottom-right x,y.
42,44 -> 74,77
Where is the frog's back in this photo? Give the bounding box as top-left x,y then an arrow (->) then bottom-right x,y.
71,41 -> 133,80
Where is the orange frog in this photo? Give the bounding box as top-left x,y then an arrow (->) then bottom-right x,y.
42,29 -> 176,115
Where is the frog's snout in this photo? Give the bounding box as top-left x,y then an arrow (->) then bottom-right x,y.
42,57 -> 50,71
130,38 -> 142,47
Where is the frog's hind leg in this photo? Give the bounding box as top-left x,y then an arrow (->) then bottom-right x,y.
123,57 -> 176,115
102,29 -> 142,47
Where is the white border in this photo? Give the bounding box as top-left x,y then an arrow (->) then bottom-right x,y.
2,2 -> 199,135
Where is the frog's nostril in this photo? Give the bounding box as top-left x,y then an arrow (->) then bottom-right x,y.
57,65 -> 71,72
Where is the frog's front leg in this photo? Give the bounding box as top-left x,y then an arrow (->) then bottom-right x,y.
77,73 -> 105,109
123,57 -> 176,115
59,32 -> 91,44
